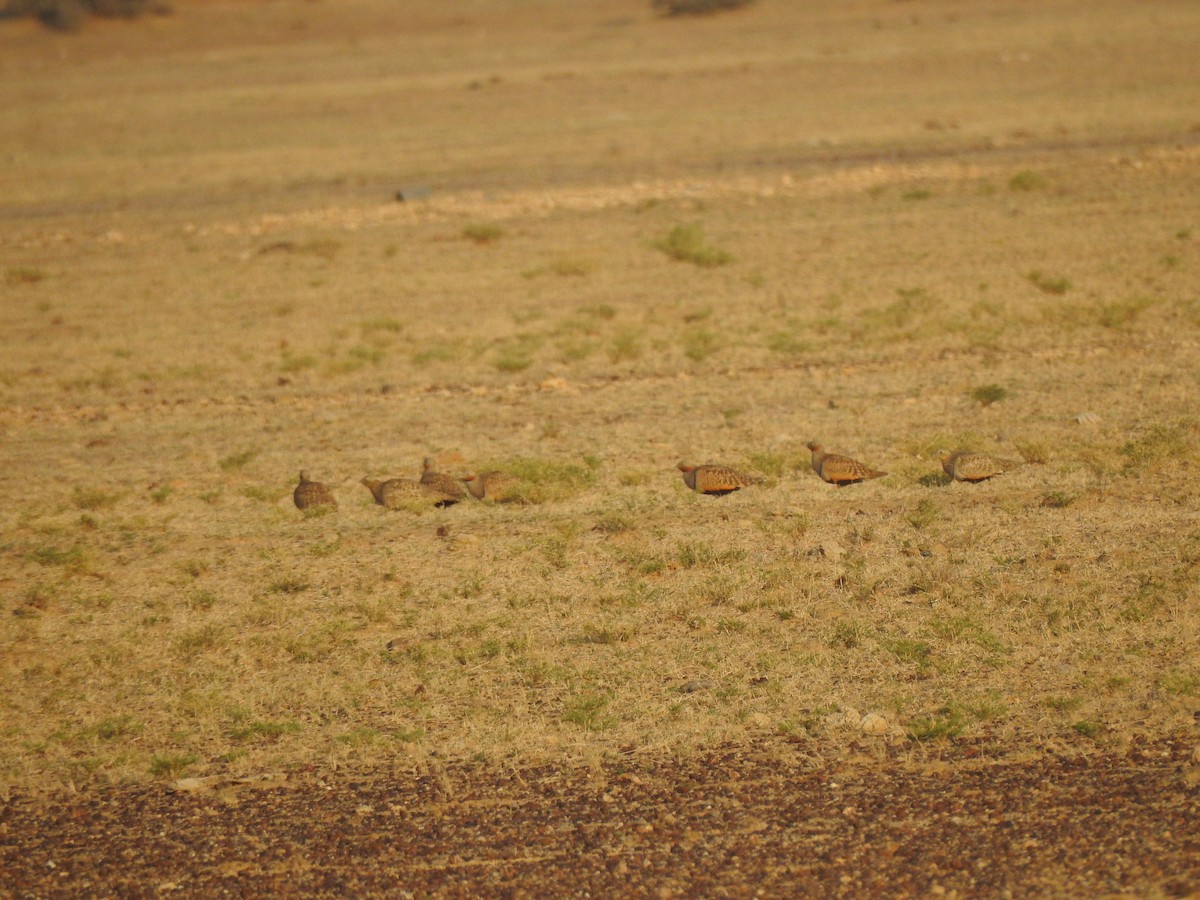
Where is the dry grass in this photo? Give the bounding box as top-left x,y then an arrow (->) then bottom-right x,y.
1,0 -> 1199,791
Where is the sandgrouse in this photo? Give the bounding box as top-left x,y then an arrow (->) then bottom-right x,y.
361,476 -> 460,508
806,442 -> 886,486
940,450 -> 1023,483
293,471 -> 337,510
420,457 -> 467,501
677,462 -> 759,496
461,470 -> 521,502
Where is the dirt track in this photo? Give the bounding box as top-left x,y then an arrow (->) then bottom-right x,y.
4,737 -> 1199,897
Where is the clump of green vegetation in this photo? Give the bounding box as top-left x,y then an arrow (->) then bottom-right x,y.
562,693 -> 613,731
524,257 -> 596,278
608,328 -> 643,363
73,486 -> 119,511
907,705 -> 966,741
485,457 -> 599,504
1120,420 -> 1196,469
677,541 -> 746,569
360,317 -> 404,337
5,265 -> 47,285
1158,671 -> 1198,696
682,327 -> 719,362
971,383 -> 1009,407
654,223 -> 733,268
149,752 -> 200,779
881,638 -> 934,674
88,715 -> 140,742
1008,170 -> 1047,192
864,287 -> 938,334
325,345 -> 385,376
174,624 -> 225,659
1012,439 -> 1048,465
279,351 -> 317,374
1095,297 -> 1155,330
493,333 -> 542,373
411,341 -> 461,366
593,513 -> 635,535
219,449 -> 258,471
228,719 -> 301,743
901,188 -> 932,201
766,331 -> 810,356
906,498 -> 939,530
581,303 -> 617,320
907,697 -> 1006,742
1041,490 -> 1076,509
747,451 -> 792,478
1026,270 -> 1071,295
27,544 -> 87,571
462,223 -> 504,244
268,577 -> 309,595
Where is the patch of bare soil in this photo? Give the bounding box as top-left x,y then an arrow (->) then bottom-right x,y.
3,736 -> 1199,897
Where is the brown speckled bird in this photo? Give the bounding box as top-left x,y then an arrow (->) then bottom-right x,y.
677,462 -> 759,496
361,476 -> 460,508
940,450 -> 1023,483
461,470 -> 522,502
420,457 -> 467,501
806,443 -> 886,486
294,471 -> 336,510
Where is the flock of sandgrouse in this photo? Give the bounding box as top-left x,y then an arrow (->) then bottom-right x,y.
292,445 -> 1024,510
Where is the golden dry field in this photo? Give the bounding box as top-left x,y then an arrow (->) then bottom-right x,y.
2,0 -> 1200,795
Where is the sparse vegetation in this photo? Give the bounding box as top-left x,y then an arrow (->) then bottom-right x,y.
462,223 -> 504,244
971,384 -> 1009,406
654,223 -> 733,268
5,266 -> 47,285
2,1 -> 1198,809
1008,170 -> 1047,192
219,449 -> 259,471
1026,270 -> 1071,295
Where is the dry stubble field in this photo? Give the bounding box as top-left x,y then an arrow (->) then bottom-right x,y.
2,0 -> 1200,868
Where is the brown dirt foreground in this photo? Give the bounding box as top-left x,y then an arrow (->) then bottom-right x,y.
3,736 -> 1199,898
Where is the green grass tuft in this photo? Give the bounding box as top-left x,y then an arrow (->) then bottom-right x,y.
653,223 -> 733,268
971,383 -> 1009,407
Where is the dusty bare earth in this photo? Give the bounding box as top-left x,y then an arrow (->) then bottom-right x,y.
3,737 -> 1200,897
3,0 -> 1200,894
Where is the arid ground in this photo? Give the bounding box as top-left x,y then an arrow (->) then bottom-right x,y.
2,0 -> 1200,894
